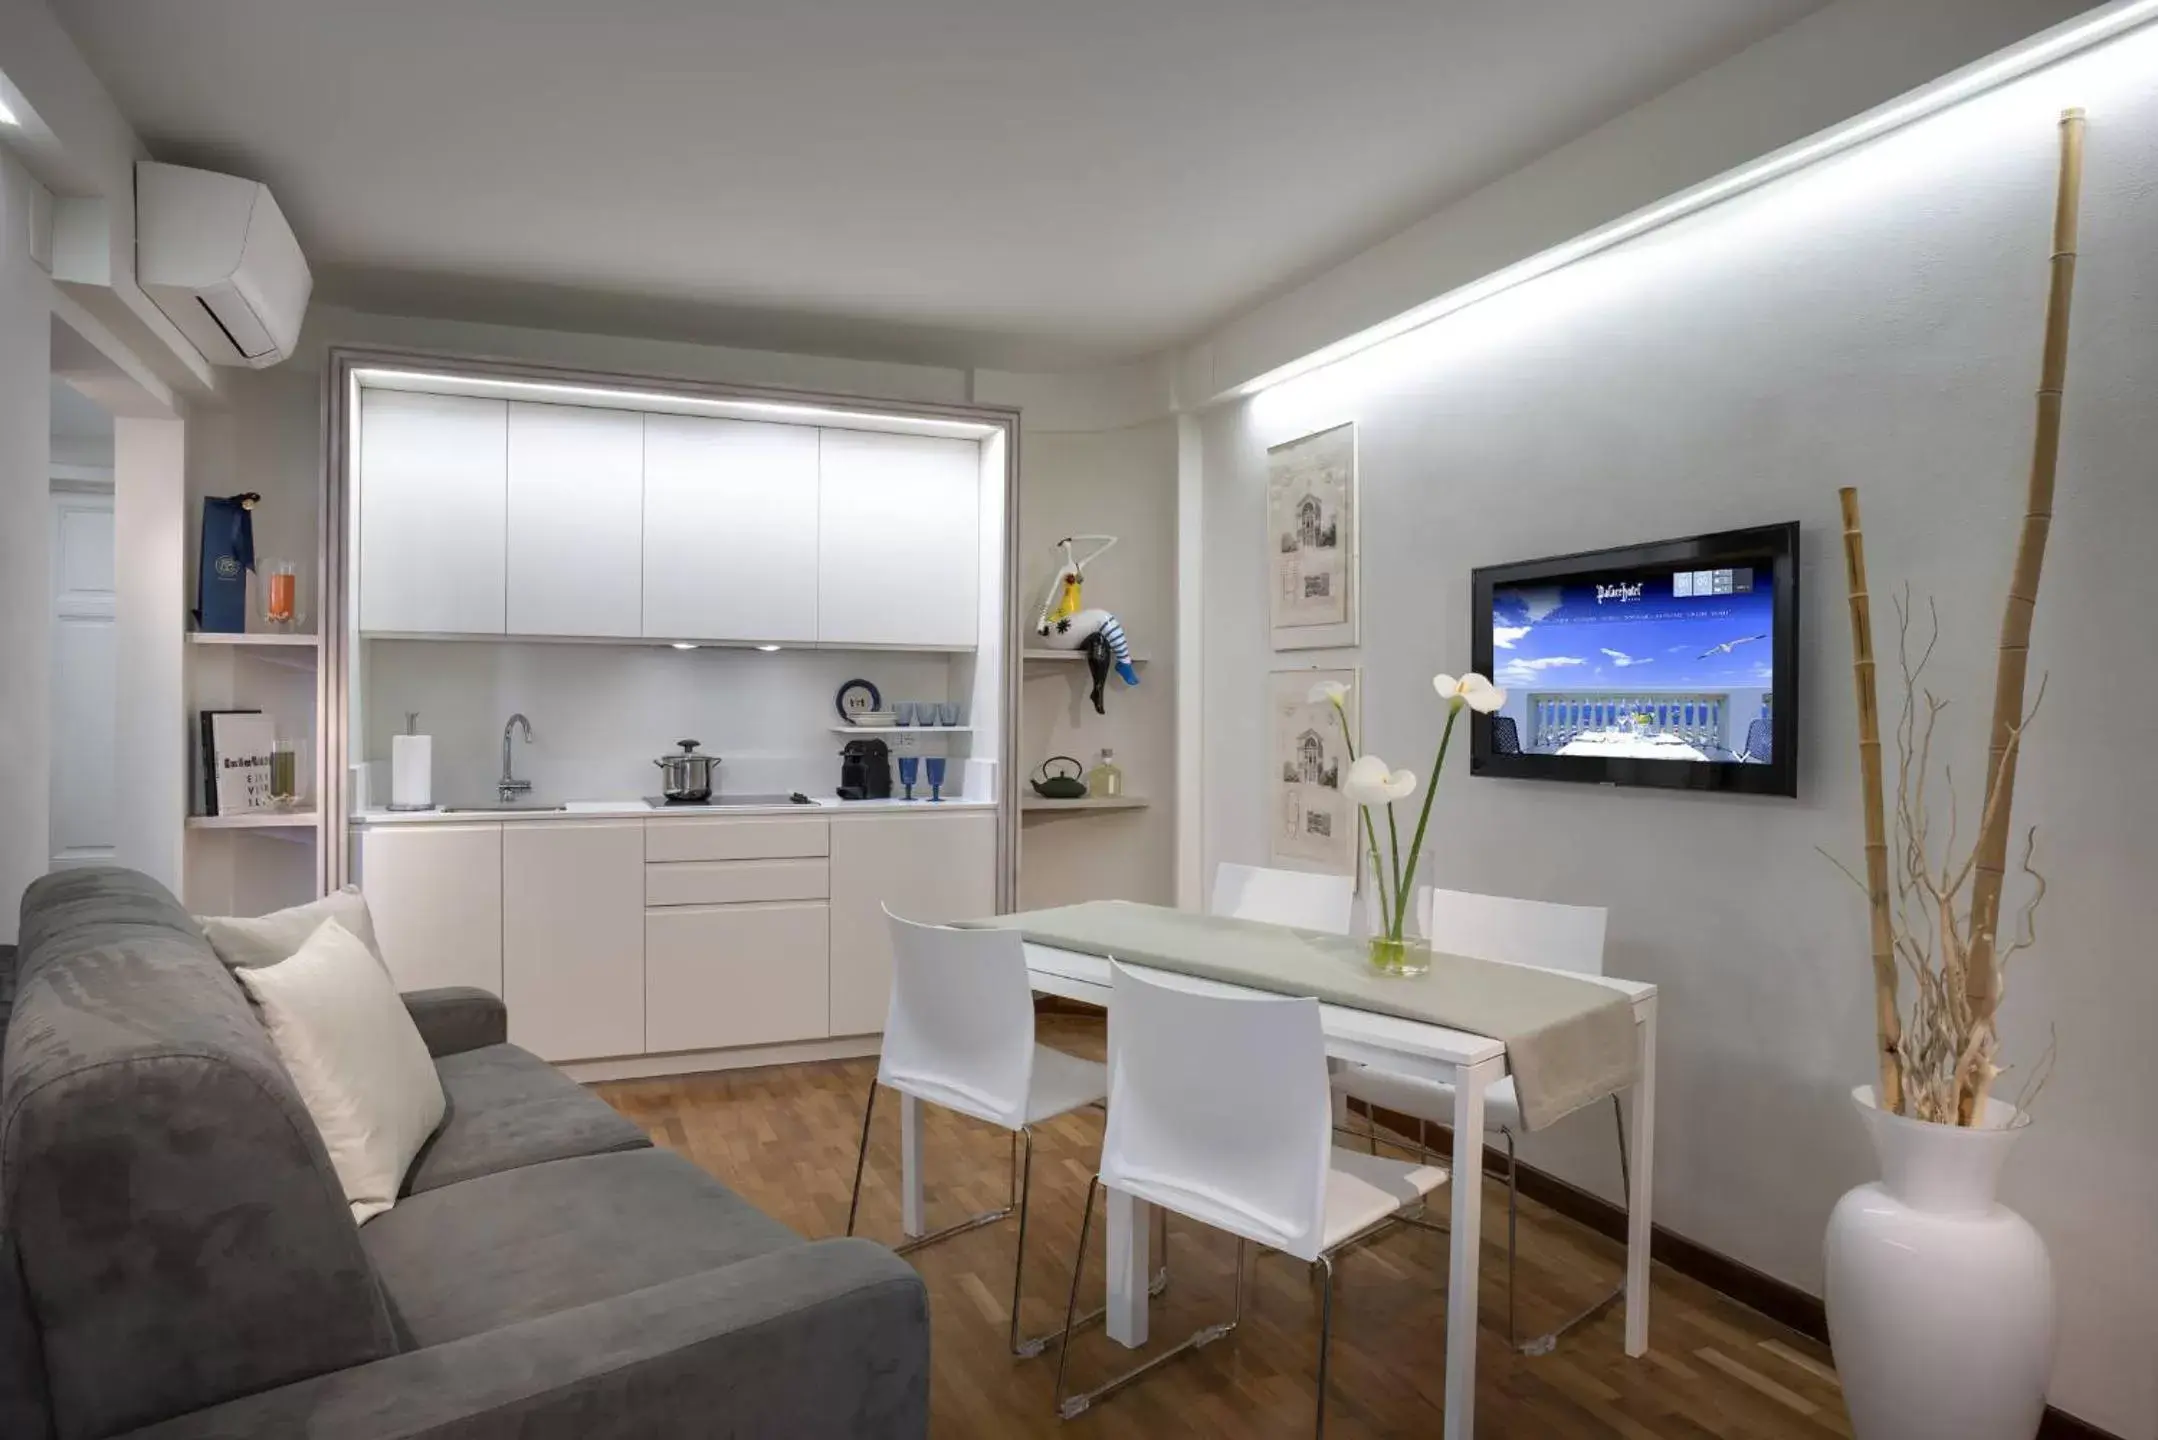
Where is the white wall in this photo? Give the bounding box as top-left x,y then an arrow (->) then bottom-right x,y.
359,640 -> 969,804
1200,30 -> 2158,1438
0,150 -> 54,942
1176,0 -> 2092,401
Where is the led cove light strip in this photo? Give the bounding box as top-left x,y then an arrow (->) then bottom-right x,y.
350,368 -> 998,437
1232,0 -> 2158,400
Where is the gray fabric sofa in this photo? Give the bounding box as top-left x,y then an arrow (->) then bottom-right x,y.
0,867 -> 929,1440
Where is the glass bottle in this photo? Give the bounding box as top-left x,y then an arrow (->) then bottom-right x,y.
1086,747 -> 1123,798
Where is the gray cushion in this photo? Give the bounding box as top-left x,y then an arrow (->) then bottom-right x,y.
113,1240 -> 930,1440
5,867 -> 397,1440
403,1043 -> 649,1196
363,1149 -> 802,1348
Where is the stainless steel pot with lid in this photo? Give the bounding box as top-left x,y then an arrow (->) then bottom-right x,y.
654,740 -> 719,801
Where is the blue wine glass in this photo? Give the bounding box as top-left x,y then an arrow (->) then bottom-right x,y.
924,756 -> 947,803
897,754 -> 919,801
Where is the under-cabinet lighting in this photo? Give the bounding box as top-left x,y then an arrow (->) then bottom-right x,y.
1233,0 -> 2158,400
757,644 -> 783,652
0,98 -> 17,127
671,642 -> 699,650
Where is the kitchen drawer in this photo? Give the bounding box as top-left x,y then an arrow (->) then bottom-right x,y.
644,816 -> 829,863
646,902 -> 830,1052
645,856 -> 829,907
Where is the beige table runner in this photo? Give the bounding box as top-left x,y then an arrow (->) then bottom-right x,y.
981,900 -> 1639,1132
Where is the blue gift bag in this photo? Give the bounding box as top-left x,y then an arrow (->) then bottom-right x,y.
194,492 -> 261,633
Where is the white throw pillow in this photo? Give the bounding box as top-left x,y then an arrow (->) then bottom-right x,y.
199,886 -> 386,973
237,918 -> 446,1225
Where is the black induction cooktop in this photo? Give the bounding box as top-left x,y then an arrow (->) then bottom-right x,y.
643,793 -> 814,809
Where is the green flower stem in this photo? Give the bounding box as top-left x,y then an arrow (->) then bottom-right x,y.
1332,699 -> 1394,928
1392,703 -> 1462,938
1384,802 -> 1405,941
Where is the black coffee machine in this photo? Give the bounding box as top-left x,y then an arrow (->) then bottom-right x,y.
837,737 -> 893,800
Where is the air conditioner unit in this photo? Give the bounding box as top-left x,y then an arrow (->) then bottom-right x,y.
136,161 -> 312,369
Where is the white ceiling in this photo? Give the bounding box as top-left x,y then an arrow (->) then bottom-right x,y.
63,0 -> 1825,369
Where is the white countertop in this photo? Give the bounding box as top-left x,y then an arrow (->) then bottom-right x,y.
352,795 -> 997,825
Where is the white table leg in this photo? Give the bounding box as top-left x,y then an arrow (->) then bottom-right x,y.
1624,997 -> 1657,1357
1446,1055 -> 1499,1440
1104,1187 -> 1153,1346
899,1091 -> 924,1240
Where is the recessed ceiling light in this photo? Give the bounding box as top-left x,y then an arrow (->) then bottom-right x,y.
670,642 -> 699,650
757,644 -> 782,652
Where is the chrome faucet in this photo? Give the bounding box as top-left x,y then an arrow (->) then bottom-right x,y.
499,714 -> 534,802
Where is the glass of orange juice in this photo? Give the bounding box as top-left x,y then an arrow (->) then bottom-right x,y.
262,560 -> 301,631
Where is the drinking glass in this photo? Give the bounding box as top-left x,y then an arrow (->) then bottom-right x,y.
894,701 -> 916,726
897,755 -> 920,801
270,738 -> 303,805
938,702 -> 963,726
261,560 -> 303,631
924,756 -> 947,803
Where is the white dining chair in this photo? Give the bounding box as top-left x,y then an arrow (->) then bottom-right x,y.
1209,861 -> 1356,933
1329,886 -> 1619,1354
846,908 -> 1111,1355
1053,962 -> 1447,1434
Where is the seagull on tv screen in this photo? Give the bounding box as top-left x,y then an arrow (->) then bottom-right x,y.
1698,634 -> 1767,660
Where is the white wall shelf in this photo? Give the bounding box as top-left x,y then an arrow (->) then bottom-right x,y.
1022,648 -> 1151,664
187,810 -> 319,830
826,725 -> 974,735
1020,795 -> 1149,814
189,632 -> 319,647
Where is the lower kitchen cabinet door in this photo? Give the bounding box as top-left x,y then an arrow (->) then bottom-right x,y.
502,822 -> 646,1062
354,823 -> 503,996
828,812 -> 997,1037
645,902 -> 830,1053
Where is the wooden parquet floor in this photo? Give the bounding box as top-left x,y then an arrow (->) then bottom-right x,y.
596,1014 -> 1851,1440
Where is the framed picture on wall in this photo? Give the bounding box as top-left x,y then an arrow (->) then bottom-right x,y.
1268,668 -> 1359,876
1267,423 -> 1359,650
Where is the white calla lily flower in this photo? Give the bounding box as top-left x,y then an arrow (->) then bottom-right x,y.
1308,679 -> 1351,707
1342,754 -> 1417,806
1434,671 -> 1508,714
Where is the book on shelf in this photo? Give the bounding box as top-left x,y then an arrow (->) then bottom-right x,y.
198,710 -> 273,817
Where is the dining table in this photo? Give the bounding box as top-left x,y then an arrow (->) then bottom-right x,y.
890,911 -> 1659,1440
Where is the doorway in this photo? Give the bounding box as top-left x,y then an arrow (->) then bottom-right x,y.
48,378 -> 116,869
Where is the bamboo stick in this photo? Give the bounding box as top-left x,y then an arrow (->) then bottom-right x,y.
1963,108 -> 2086,1123
1840,487 -> 1904,1115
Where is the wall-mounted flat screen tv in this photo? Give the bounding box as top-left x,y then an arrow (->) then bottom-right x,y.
1469,522 -> 1799,796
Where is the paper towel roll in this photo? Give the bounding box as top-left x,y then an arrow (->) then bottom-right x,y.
391,734 -> 433,809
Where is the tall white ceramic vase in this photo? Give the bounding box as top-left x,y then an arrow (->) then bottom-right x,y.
1824,1085 -> 2055,1440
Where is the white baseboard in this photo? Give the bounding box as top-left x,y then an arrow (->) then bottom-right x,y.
563,1033 -> 882,1083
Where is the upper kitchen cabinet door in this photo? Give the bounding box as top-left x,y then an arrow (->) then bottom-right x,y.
816,430 -> 981,648
642,416 -> 818,643
357,391 -> 507,635
506,402 -> 645,638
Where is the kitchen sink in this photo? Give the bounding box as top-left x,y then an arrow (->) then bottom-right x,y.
441,803 -> 568,813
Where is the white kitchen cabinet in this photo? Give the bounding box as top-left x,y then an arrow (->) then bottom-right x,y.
828,811 -> 997,1036
507,403 -> 645,638
358,391 -> 507,635
646,902 -> 830,1053
354,823 -> 503,995
816,429 -> 981,648
642,416 -> 819,644
503,821 -> 645,1062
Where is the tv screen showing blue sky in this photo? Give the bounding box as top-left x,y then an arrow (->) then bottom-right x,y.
1492,566 -> 1775,694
